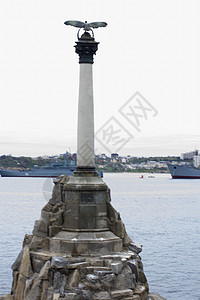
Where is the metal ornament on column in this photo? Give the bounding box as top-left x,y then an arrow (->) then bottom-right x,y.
64,20 -> 107,176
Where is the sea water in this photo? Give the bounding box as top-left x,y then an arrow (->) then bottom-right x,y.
0,174 -> 200,299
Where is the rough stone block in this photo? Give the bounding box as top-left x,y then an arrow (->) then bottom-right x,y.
24,275 -> 36,298
41,280 -> 49,300
82,290 -> 92,299
138,270 -> 147,283
38,261 -> 50,279
111,289 -> 133,298
132,296 -> 141,300
41,210 -> 50,224
19,246 -> 33,278
67,262 -> 89,269
33,218 -> 48,237
110,220 -> 125,239
134,284 -> 148,298
86,274 -> 99,284
53,271 -> 62,290
51,256 -> 69,269
11,271 -> 19,294
49,226 -> 62,238
111,261 -> 123,274
63,293 -> 79,300
53,293 -> 60,300
127,259 -> 138,281
14,274 -> 26,300
50,239 -> 61,253
0,295 -> 14,300
93,291 -> 110,299
29,236 -> 43,251
25,278 -> 42,300
11,250 -> 23,271
68,269 -> 80,289
42,203 -> 52,212
114,266 -> 135,290
129,242 -> 142,254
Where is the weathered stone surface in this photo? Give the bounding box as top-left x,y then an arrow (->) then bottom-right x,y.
93,291 -> 110,299
14,274 -> 26,300
82,290 -> 92,300
53,271 -> 62,291
41,210 -> 50,224
24,274 -> 37,298
132,296 -> 141,300
46,287 -> 54,300
11,250 -> 23,271
148,293 -> 166,300
49,225 -> 62,237
111,261 -> 123,274
41,280 -> 50,300
42,203 -> 53,212
115,265 -> 135,290
129,242 -> 142,254
11,271 -> 19,294
33,218 -> 48,237
63,293 -> 79,300
68,269 -> 80,289
53,293 -> 60,300
67,261 -> 89,269
86,274 -> 99,283
88,259 -> 104,267
25,278 -> 42,300
134,284 -> 148,299
31,251 -> 52,262
23,234 -> 33,247
19,246 -> 33,278
32,258 -> 46,273
111,289 -> 133,298
0,295 -> 14,300
138,270 -> 147,283
29,235 -> 44,251
38,260 -> 50,279
60,274 -> 67,295
51,256 -> 69,269
97,272 -> 115,290
127,259 -> 138,281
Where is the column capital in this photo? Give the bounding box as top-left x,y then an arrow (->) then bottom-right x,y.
75,32 -> 99,64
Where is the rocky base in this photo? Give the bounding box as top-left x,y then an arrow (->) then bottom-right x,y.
1,239 -> 165,300
0,175 -> 166,300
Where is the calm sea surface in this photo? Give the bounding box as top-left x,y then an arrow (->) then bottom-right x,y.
0,173 -> 200,299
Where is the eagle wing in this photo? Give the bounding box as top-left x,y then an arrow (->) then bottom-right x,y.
87,22 -> 107,29
64,20 -> 85,28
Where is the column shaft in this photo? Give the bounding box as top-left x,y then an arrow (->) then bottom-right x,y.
77,63 -> 95,167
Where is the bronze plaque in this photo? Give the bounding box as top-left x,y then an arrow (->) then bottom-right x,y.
81,193 -> 94,203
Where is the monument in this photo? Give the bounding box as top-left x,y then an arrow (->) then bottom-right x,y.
0,20 -> 165,300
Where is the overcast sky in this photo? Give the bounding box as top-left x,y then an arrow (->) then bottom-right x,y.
0,0 -> 200,157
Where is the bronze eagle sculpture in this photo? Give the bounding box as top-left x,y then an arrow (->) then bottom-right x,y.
64,20 -> 107,38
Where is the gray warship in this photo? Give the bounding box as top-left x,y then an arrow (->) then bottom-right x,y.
167,163 -> 200,179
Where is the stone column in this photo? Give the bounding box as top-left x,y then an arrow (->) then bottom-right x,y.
74,32 -> 99,175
